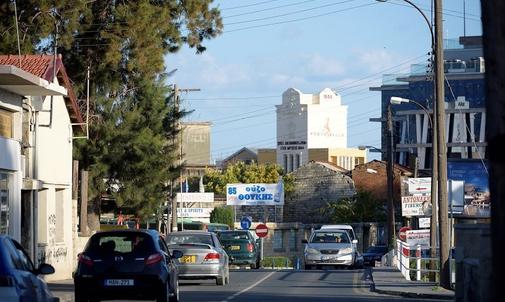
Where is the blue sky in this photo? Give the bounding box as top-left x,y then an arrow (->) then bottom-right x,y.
165,0 -> 482,164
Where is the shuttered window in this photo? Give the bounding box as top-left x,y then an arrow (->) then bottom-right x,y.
0,109 -> 13,138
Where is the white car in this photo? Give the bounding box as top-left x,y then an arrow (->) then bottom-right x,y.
303,228 -> 358,269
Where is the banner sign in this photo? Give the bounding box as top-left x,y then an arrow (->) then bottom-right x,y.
176,192 -> 214,203
407,177 -> 432,194
401,195 -> 431,216
406,229 -> 430,246
176,207 -> 213,218
226,182 -> 284,206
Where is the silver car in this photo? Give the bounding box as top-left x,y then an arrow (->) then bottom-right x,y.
303,229 -> 357,269
165,231 -> 230,285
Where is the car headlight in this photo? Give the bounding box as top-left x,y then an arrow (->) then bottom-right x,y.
305,248 -> 319,255
339,247 -> 353,254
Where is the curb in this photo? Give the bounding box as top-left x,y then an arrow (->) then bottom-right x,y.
372,287 -> 455,300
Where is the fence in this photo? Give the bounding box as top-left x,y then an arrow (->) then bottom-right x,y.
396,239 -> 439,281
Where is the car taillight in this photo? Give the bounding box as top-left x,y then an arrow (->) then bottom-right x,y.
204,253 -> 220,263
78,254 -> 93,267
0,276 -> 15,287
247,243 -> 254,253
145,253 -> 163,265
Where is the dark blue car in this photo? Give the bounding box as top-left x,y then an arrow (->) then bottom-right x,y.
0,235 -> 58,302
362,245 -> 388,266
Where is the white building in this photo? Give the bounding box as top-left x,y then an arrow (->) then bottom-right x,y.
0,55 -> 84,280
276,88 -> 354,172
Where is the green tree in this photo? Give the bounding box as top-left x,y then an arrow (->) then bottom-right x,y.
204,162 -> 293,196
327,190 -> 386,223
0,1 -> 223,221
209,206 -> 234,228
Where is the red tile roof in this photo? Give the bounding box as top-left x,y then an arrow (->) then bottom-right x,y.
0,54 -> 83,127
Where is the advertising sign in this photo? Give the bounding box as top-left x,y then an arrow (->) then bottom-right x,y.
401,195 -> 431,216
447,159 -> 490,218
406,229 -> 430,246
226,181 -> 284,206
418,217 -> 431,228
176,207 -> 213,218
408,178 -> 432,194
176,192 -> 214,203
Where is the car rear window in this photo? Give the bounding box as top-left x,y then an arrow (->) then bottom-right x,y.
310,231 -> 350,243
86,232 -> 155,256
165,234 -> 214,246
217,231 -> 250,241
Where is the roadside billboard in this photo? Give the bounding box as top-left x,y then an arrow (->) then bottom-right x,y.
447,159 -> 489,218
406,229 -> 430,246
176,207 -> 213,218
226,182 -> 284,206
401,195 -> 431,216
176,192 -> 214,203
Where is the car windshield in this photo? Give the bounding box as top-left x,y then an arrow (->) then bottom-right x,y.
311,231 -> 350,243
218,231 -> 250,241
86,232 -> 154,256
165,234 -> 214,246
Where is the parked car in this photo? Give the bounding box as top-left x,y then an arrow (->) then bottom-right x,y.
165,231 -> 230,285
0,235 -> 58,302
302,228 -> 358,269
216,230 -> 260,269
73,229 -> 182,302
362,245 -> 388,266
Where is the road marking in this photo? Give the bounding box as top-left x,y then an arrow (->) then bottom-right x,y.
221,270 -> 277,302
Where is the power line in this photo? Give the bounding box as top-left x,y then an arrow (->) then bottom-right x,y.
224,0 -> 320,19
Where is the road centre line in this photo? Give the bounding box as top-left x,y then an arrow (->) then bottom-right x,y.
221,270 -> 277,302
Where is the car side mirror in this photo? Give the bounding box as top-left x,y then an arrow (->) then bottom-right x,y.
36,263 -> 55,275
301,239 -> 308,244
352,239 -> 358,244
171,250 -> 183,259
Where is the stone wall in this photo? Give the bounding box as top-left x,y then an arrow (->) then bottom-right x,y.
283,162 -> 356,223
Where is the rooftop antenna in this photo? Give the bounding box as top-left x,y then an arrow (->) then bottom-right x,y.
463,0 -> 466,37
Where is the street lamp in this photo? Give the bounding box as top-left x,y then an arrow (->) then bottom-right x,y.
377,0 -> 450,288
390,96 -> 438,263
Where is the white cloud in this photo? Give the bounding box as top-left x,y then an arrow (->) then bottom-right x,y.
304,53 -> 345,76
354,48 -> 397,73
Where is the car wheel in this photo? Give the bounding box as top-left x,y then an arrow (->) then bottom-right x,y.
250,263 -> 257,269
216,272 -> 225,286
75,287 -> 91,302
169,280 -> 179,302
304,263 -> 312,270
157,281 -> 170,302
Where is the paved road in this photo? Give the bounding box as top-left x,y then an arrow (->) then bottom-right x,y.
50,269 -> 440,302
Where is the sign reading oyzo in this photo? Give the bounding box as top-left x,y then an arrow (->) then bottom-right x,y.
226,183 -> 284,206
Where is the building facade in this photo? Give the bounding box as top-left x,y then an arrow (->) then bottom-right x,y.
180,122 -> 213,177
370,36 -> 486,170
0,55 -> 84,281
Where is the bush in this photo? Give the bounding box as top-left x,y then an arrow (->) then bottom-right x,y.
260,256 -> 292,268
209,206 -> 234,228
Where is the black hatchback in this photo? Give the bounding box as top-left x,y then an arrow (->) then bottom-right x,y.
73,229 -> 183,302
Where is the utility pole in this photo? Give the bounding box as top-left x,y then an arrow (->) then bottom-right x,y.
170,85 -> 200,233
481,2 -> 505,301
386,103 -> 395,250
434,0 -> 450,289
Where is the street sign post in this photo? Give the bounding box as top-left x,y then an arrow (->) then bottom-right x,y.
240,216 -> 252,230
255,223 -> 268,238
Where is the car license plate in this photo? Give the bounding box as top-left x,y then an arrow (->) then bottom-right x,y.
180,255 -> 196,263
230,245 -> 240,251
321,255 -> 334,261
104,279 -> 134,286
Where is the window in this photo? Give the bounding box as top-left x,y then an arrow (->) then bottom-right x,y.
0,109 -> 13,138
0,172 -> 9,235
273,230 -> 284,251
283,154 -> 288,172
55,189 -> 65,243
289,229 -> 297,251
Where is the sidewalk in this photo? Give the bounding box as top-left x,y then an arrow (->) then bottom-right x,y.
367,266 -> 455,300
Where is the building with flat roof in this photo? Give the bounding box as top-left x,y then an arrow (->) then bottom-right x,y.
370,36 -> 486,170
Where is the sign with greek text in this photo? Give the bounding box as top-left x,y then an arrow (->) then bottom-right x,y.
401,195 -> 431,216
226,181 -> 284,206
406,229 -> 430,246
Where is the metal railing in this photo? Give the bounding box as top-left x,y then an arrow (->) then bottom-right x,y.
396,239 -> 439,281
